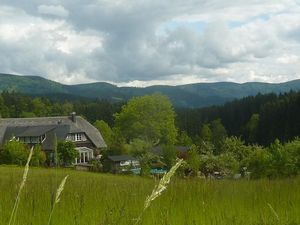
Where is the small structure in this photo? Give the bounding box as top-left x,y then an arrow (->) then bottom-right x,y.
107,155 -> 140,174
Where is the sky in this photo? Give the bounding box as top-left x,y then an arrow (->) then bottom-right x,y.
0,0 -> 300,87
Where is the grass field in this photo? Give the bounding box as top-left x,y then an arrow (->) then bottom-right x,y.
0,166 -> 299,225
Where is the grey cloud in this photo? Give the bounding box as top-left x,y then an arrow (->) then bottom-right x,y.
0,0 -> 300,85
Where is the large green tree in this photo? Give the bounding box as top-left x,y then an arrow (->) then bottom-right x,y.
114,93 -> 177,145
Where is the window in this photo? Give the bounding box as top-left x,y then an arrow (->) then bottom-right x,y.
30,137 -> 39,143
75,133 -> 82,141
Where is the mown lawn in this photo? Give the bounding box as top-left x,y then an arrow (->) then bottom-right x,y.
0,166 -> 299,225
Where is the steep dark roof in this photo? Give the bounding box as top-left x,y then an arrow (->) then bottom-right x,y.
42,125 -> 71,151
5,125 -> 57,137
108,155 -> 136,162
0,115 -> 106,148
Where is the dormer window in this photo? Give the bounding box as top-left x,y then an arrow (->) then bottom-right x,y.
18,134 -> 46,144
75,133 -> 82,141
66,133 -> 86,142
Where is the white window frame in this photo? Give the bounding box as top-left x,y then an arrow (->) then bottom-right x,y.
75,133 -> 82,141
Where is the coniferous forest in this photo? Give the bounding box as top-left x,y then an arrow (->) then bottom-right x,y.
1,90 -> 300,146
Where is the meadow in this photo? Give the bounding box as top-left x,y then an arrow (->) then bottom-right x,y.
0,166 -> 299,225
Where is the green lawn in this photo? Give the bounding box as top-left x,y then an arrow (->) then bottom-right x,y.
0,166 -> 299,225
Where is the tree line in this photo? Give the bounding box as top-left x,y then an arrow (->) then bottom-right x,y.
1,91 -> 300,178
0,91 -> 122,126
2,90 -> 300,146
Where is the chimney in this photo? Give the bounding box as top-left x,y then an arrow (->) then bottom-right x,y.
70,112 -> 76,123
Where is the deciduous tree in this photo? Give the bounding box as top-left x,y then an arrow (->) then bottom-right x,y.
114,93 -> 177,145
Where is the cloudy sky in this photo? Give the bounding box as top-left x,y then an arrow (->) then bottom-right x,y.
0,0 -> 300,86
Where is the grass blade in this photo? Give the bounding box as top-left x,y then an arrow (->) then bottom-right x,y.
47,175 -> 69,225
134,158 -> 183,225
8,146 -> 34,225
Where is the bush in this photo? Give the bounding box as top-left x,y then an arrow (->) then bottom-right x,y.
90,159 -> 103,172
244,146 -> 271,179
0,140 -> 29,165
268,139 -> 298,178
31,145 -> 46,166
186,145 -> 201,176
57,141 -> 78,166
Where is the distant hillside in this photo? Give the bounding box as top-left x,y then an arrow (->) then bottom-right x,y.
1,73 -> 300,108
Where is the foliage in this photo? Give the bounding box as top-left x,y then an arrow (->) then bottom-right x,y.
199,123 -> 212,142
0,140 -> 46,166
210,119 -> 227,154
199,152 -> 239,177
0,91 -> 121,125
186,145 -> 201,176
284,138 -> 300,171
3,90 -> 300,148
198,139 -> 214,155
122,138 -> 157,176
114,93 -> 177,145
268,139 -> 298,178
139,152 -> 158,176
57,141 -> 78,166
103,128 -> 127,156
126,139 -> 153,157
176,91 -> 300,146
2,90 -> 300,178
94,120 -> 113,147
0,95 -> 9,118
217,152 -> 240,176
221,136 -> 251,161
31,145 -> 46,167
0,140 -> 29,165
198,153 -> 216,177
162,145 -> 177,169
176,131 -> 193,146
244,113 -> 260,143
244,146 -> 271,179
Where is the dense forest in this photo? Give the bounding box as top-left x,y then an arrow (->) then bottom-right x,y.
177,91 -> 300,145
1,90 -> 300,146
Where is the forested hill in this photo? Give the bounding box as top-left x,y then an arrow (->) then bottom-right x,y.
1,73 -> 300,108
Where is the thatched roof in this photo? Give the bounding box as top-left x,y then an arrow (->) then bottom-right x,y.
0,114 -> 106,149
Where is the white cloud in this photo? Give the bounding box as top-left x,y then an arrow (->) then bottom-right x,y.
277,54 -> 299,64
38,5 -> 69,18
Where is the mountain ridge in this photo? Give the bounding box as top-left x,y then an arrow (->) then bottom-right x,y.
1,73 -> 300,108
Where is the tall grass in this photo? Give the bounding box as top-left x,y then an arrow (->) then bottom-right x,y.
8,147 -> 33,225
47,175 -> 69,225
0,166 -> 299,225
134,159 -> 183,224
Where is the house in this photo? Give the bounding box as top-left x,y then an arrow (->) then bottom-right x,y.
0,112 -> 106,164
106,155 -> 140,174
